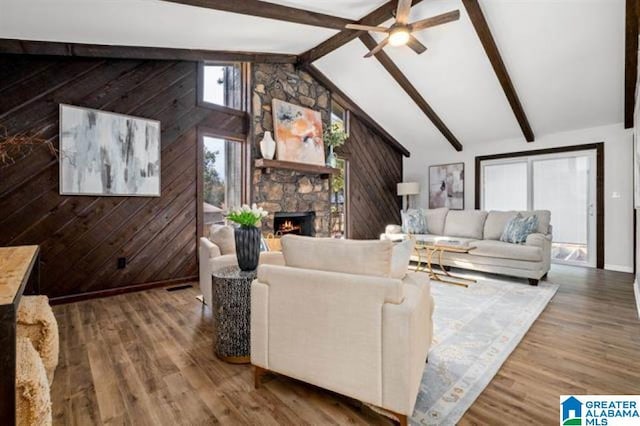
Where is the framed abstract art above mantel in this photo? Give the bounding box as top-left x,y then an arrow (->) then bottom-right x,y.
272,99 -> 325,166
59,104 -> 161,197
429,162 -> 464,210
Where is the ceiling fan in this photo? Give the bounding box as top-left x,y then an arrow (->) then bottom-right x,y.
345,0 -> 460,58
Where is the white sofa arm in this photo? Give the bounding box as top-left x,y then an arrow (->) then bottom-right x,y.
382,272 -> 434,415
251,265 -> 404,407
525,233 -> 552,276
200,237 -> 222,259
198,237 -> 220,307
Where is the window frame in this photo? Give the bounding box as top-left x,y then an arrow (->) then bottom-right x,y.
197,61 -> 246,117
196,61 -> 251,240
330,98 -> 350,136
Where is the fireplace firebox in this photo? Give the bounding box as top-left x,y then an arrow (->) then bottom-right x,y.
273,212 -> 316,237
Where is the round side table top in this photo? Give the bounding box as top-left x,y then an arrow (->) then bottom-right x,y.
212,266 -> 257,280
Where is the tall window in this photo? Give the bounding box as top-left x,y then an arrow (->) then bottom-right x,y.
330,99 -> 349,238
201,63 -> 242,109
200,63 -> 245,237
330,99 -> 347,134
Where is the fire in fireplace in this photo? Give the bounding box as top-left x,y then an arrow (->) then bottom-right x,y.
274,212 -> 316,237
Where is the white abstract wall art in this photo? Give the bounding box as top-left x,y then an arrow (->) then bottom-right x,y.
59,104 -> 161,196
429,162 -> 465,210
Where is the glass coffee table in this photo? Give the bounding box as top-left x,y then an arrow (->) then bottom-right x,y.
413,241 -> 477,287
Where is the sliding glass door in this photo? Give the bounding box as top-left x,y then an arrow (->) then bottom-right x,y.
481,150 -> 597,267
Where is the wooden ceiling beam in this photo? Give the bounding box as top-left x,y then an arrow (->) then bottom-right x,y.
301,64 -> 411,157
624,0 -> 639,128
359,34 -> 463,152
462,0 -> 534,142
0,38 -> 298,64
298,0 -> 424,65
161,0 -> 351,30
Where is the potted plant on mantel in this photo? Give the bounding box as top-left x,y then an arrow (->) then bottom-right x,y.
324,122 -> 348,168
226,204 -> 268,271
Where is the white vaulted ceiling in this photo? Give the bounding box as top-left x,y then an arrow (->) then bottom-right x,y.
0,0 -> 626,154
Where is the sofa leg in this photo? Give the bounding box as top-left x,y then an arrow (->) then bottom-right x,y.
541,273 -> 548,280
528,278 -> 539,286
254,366 -> 268,389
394,413 -> 408,426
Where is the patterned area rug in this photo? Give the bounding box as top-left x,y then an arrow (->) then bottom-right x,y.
411,275 -> 559,425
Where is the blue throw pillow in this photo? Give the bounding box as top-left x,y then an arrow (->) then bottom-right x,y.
500,214 -> 539,244
401,209 -> 428,234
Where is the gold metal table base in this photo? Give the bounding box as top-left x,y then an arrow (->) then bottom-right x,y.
414,244 -> 476,288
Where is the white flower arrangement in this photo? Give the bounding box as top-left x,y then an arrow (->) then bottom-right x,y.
226,203 -> 268,227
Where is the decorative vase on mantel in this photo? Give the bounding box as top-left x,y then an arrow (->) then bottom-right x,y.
234,225 -> 261,271
259,131 -> 276,160
326,145 -> 337,168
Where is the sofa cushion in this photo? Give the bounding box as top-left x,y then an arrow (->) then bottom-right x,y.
390,239 -> 415,279
401,209 -> 427,234
209,225 -> 236,255
421,207 -> 448,235
443,210 -> 488,240
484,211 -> 518,240
472,240 -> 542,262
281,235 -> 393,278
519,210 -> 551,234
500,214 -> 539,244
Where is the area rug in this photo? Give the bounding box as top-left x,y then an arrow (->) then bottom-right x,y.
411,275 -> 559,425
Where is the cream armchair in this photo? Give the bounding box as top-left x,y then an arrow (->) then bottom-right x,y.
198,237 -> 238,307
251,235 -> 434,426
198,226 -> 284,307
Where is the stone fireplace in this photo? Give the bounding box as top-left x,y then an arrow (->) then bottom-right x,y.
274,211 -> 316,237
251,63 -> 332,237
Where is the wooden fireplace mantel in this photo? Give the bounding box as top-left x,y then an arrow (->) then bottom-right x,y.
254,159 -> 339,178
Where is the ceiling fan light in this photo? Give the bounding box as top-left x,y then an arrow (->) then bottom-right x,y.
388,28 -> 410,46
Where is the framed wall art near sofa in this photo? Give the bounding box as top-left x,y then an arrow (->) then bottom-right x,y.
429,162 -> 464,210
59,104 -> 161,196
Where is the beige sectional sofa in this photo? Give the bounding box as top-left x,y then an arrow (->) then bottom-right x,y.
383,208 -> 552,285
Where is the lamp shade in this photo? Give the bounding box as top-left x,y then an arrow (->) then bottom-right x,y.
397,182 -> 420,196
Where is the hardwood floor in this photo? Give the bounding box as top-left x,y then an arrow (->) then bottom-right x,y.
51,265 -> 640,425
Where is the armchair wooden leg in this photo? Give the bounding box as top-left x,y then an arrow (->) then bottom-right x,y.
390,412 -> 408,426
528,278 -> 539,286
254,366 -> 267,389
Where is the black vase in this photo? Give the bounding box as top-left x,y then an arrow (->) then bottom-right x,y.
235,225 -> 261,271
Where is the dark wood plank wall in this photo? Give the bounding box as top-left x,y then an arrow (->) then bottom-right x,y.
338,114 -> 402,239
0,54 -> 245,301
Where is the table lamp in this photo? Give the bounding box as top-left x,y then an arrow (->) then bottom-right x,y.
397,182 -> 420,210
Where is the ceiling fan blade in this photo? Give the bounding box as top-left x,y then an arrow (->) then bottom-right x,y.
407,35 -> 427,54
364,37 -> 389,58
345,24 -> 389,33
410,10 -> 460,31
395,0 -> 413,25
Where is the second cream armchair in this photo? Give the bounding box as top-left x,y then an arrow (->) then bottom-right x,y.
251,235 -> 434,426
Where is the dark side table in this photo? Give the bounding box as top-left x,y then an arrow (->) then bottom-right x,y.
212,266 -> 256,364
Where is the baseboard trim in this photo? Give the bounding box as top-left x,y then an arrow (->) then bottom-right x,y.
49,276 -> 198,305
634,279 -> 640,319
604,264 -> 634,273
